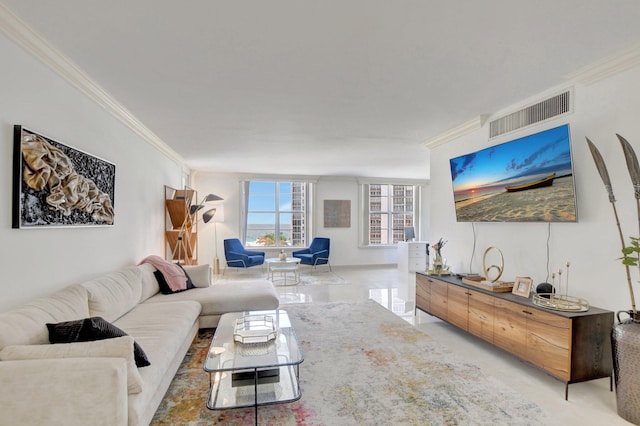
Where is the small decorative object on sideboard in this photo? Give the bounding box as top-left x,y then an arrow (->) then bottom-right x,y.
588,134 -> 640,424
536,282 -> 554,298
512,277 -> 533,298
532,261 -> 589,312
427,237 -> 450,275
459,246 -> 513,292
482,246 -> 504,282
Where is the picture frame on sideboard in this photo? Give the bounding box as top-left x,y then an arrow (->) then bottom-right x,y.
512,276 -> 533,298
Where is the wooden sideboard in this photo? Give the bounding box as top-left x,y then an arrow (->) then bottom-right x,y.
416,272 -> 613,399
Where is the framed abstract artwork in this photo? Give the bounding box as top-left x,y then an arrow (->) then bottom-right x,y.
12,125 -> 116,228
324,200 -> 351,228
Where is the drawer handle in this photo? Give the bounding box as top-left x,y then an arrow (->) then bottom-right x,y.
522,310 -> 533,315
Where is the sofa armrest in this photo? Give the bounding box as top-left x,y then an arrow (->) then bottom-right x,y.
227,251 -> 250,263
182,264 -> 212,287
0,357 -> 128,426
312,249 -> 329,259
243,249 -> 265,256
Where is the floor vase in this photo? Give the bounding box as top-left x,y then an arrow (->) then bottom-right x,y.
612,311 -> 640,425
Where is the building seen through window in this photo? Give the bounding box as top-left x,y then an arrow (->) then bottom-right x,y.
368,184 -> 415,245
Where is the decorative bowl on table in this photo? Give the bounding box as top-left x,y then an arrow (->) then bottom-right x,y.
532,293 -> 589,312
233,315 -> 277,344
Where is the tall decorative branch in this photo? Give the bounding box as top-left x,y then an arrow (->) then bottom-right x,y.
618,134 -> 640,315
618,134 -> 640,237
586,137 -> 637,314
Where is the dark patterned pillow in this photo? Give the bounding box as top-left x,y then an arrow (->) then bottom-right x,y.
154,270 -> 175,294
154,266 -> 194,294
177,264 -> 196,290
46,317 -> 150,367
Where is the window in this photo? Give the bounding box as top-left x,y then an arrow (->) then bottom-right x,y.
242,180 -> 310,247
363,183 -> 417,245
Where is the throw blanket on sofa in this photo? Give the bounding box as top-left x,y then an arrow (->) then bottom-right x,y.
139,255 -> 187,291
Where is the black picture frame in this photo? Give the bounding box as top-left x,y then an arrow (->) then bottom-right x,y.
12,125 -> 116,228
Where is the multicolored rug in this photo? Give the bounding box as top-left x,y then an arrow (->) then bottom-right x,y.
151,300 -> 545,425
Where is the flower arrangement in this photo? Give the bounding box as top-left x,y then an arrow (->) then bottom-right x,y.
587,134 -> 640,315
430,237 -> 448,273
431,237 -> 447,255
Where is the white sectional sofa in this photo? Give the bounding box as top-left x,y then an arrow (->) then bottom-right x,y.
0,262 -> 279,426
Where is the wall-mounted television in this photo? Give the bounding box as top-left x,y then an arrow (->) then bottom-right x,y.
449,124 -> 578,222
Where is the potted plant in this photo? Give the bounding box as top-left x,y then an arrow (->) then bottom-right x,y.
587,134 -> 640,424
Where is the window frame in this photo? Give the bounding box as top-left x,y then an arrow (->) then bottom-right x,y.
360,182 -> 421,246
241,179 -> 312,248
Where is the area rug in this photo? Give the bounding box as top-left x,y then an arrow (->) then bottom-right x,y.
215,269 -> 347,286
151,300 -> 545,425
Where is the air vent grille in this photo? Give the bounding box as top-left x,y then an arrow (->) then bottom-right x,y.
489,90 -> 572,139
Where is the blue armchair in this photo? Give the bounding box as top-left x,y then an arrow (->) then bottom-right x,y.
292,237 -> 331,271
223,238 -> 265,273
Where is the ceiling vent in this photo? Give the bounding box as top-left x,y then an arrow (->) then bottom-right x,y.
489,90 -> 572,139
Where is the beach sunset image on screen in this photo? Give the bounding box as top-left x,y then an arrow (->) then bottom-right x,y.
449,124 -> 578,222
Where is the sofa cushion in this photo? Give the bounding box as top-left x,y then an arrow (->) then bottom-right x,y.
182,264 -> 212,288
46,316 -> 150,367
0,357 -> 128,426
143,280 -> 279,316
0,284 -> 89,350
112,300 -> 200,425
113,301 -> 200,371
81,266 -> 143,322
178,264 -> 196,289
0,336 -> 143,394
138,263 -> 160,303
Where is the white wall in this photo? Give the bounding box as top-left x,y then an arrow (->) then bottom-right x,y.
429,64 -> 640,313
194,174 -> 431,267
0,33 -> 184,312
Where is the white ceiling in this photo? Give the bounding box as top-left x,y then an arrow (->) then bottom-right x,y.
3,1 -> 640,179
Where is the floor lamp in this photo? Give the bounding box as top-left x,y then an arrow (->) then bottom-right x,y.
210,204 -> 224,275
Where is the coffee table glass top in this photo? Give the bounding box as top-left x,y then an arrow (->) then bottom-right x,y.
265,258 -> 301,285
205,309 -> 302,372
204,310 -> 303,410
265,257 -> 301,266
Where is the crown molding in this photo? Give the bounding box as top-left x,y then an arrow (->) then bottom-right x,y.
567,43 -> 640,86
0,4 -> 186,167
423,115 -> 487,149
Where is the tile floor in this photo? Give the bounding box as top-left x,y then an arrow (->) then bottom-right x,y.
265,265 -> 630,426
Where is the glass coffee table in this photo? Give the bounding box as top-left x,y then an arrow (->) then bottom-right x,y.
204,310 -> 303,424
265,257 -> 301,285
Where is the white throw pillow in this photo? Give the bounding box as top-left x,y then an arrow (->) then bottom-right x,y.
0,336 -> 143,394
183,264 -> 212,288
